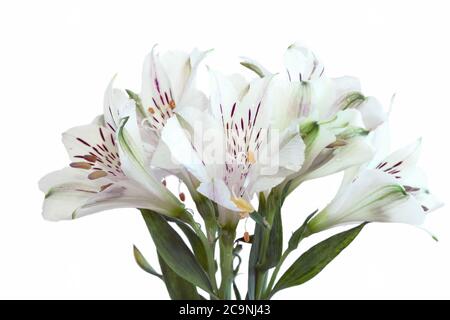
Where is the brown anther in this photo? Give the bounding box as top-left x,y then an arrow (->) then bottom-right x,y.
83,155 -> 97,162
88,171 -> 108,180
243,231 -> 250,243
148,107 -> 155,114
326,139 -> 347,148
70,162 -> 92,169
100,183 -> 114,192
247,151 -> 256,164
169,100 -> 176,109
179,192 -> 186,202
162,179 -> 167,186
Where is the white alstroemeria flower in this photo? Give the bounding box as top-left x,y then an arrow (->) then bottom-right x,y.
160,71 -> 305,219
279,106 -> 375,195
242,42 -> 386,130
134,46 -> 211,190
39,80 -> 185,221
307,140 -> 443,233
139,46 -> 208,135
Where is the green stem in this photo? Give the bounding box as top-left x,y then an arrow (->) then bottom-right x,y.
253,191 -> 280,300
218,227 -> 236,299
263,250 -> 290,299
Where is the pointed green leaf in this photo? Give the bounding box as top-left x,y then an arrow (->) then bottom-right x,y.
271,223 -> 366,297
141,209 -> 214,295
133,245 -> 162,279
158,253 -> 201,300
260,206 -> 282,269
287,211 -> 317,252
166,217 -> 209,272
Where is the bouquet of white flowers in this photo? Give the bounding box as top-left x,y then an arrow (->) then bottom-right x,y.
39,43 -> 442,300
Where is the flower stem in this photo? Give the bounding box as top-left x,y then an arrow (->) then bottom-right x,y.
262,250 -> 290,299
218,227 -> 236,299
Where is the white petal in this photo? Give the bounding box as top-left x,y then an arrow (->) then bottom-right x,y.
265,75 -> 304,130
62,123 -> 117,163
40,169 -> 167,221
310,169 -> 425,232
375,139 -> 422,177
103,76 -> 130,131
284,43 -> 324,81
305,137 -> 375,180
248,175 -> 286,195
357,96 -> 386,130
197,179 -> 239,212
160,117 -> 210,182
140,47 -> 173,115
209,70 -> 248,121
117,107 -> 183,214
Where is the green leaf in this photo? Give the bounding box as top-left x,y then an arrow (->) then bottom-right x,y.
261,206 -> 282,269
259,191 -> 283,270
133,245 -> 162,279
166,217 -> 209,272
247,193 -> 266,300
287,210 -> 317,252
141,209 -> 214,295
158,253 -> 201,300
271,223 -> 366,297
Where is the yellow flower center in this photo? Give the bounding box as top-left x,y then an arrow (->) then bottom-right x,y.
231,196 -> 254,215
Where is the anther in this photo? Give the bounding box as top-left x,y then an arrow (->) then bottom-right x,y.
70,162 -> 92,169
88,171 -> 107,180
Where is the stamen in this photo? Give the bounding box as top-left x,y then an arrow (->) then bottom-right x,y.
100,183 -> 113,192
148,107 -> 155,114
88,171 -> 108,180
243,231 -> 250,243
70,162 -> 92,169
83,155 -> 97,162
179,192 -> 186,202
247,151 -> 256,164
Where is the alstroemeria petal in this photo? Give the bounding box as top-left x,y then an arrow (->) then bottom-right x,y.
117,105 -> 184,216
39,168 -> 168,220
209,70 -> 249,121
354,96 -> 386,130
305,138 -> 374,181
160,117 -> 210,182
374,139 -> 421,179
197,179 -> 240,212
159,48 -> 208,107
284,43 -> 324,81
309,169 -> 425,232
103,76 -> 130,131
265,75 -> 304,130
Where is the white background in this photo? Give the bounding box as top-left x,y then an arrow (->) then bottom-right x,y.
0,0 -> 449,299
